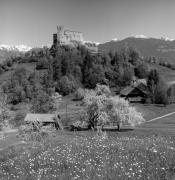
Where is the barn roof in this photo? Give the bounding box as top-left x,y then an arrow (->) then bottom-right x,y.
120,83 -> 148,96
120,86 -> 134,96
24,113 -> 56,123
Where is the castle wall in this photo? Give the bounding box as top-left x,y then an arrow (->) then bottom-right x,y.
53,26 -> 98,53
57,26 -> 83,45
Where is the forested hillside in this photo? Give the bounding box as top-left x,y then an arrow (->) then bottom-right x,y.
99,37 -> 175,64
0,45 -> 148,105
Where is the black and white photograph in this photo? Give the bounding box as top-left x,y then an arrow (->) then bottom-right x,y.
1,0 -> 175,179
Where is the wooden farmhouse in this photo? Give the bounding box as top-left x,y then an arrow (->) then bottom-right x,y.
24,113 -> 63,130
120,82 -> 148,103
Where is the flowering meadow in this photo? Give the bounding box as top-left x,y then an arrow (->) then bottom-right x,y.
1,133 -> 175,180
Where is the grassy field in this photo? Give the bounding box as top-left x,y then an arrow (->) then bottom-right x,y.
1,109 -> 175,179
1,130 -> 175,179
57,95 -> 175,123
134,103 -> 175,120
1,88 -> 175,179
149,63 -> 175,83
2,101 -> 175,150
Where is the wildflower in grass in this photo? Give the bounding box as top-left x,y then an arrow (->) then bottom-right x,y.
1,135 -> 175,179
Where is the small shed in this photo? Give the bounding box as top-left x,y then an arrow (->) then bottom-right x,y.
120,83 -> 148,102
24,113 -> 63,130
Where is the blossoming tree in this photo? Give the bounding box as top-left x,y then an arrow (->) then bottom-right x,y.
84,84 -> 145,130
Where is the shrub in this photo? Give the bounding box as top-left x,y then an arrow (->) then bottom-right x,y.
74,88 -> 85,100
18,122 -> 56,142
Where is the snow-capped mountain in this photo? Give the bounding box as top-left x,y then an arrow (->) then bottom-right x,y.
83,41 -> 100,46
134,35 -> 149,39
0,45 -> 32,52
134,35 -> 174,41
161,37 -> 174,41
111,38 -> 118,41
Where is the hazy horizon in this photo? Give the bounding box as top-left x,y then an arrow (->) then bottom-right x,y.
1,0 -> 175,47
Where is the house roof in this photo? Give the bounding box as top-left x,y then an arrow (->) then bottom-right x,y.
120,86 -> 134,96
120,83 -> 148,96
24,113 -> 56,123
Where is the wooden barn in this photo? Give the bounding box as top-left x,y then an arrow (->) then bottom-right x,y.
24,113 -> 63,130
120,83 -> 148,103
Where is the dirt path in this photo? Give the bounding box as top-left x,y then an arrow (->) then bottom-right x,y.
141,111 -> 175,124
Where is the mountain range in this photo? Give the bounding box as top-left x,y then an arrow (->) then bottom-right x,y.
2,36 -> 175,64
0,45 -> 32,52
0,45 -> 32,63
98,36 -> 175,64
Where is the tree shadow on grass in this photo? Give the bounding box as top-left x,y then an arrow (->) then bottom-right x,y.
103,128 -> 134,132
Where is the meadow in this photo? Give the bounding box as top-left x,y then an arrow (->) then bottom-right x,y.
1,90 -> 175,179
1,131 -> 175,180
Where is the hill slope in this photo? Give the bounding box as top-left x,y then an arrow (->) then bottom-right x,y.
0,45 -> 32,63
99,37 -> 175,64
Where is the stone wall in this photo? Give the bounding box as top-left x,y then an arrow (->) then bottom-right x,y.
57,26 -> 83,45
53,26 -> 98,53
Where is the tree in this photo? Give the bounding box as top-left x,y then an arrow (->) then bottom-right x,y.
128,47 -> 141,65
44,59 -> 54,89
107,97 -> 145,127
167,84 -> 175,103
154,79 -> 168,106
84,65 -> 106,88
31,90 -> 55,113
53,54 -> 62,81
0,93 -> 10,130
56,76 -> 77,95
86,94 -> 109,129
135,63 -> 149,78
147,69 -> 160,103
147,69 -> 168,105
108,51 -> 114,59
121,67 -> 134,86
84,85 -> 144,130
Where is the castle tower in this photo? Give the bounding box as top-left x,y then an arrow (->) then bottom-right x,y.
53,33 -> 57,45
52,26 -> 98,53
57,26 -> 64,44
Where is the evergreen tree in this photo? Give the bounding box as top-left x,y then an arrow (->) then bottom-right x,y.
135,63 -> 149,78
147,69 -> 160,103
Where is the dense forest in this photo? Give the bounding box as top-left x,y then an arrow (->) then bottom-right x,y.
1,44 -> 174,111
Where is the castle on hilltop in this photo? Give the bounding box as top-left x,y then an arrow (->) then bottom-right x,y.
53,26 -> 98,53
53,26 -> 84,46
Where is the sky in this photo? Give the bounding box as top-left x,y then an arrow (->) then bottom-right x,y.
1,0 -> 175,47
